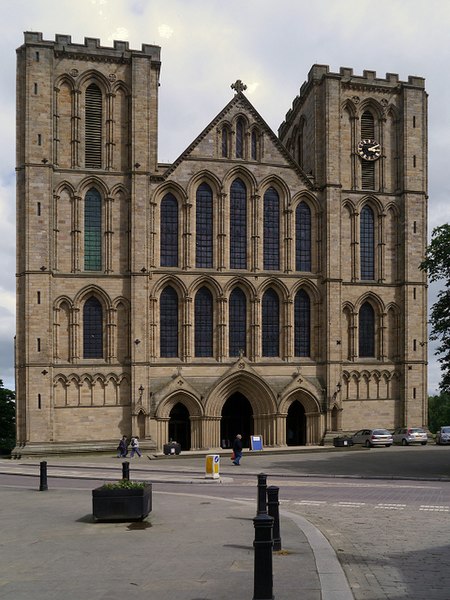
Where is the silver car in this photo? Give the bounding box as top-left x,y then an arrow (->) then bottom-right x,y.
392,427 -> 428,446
436,426 -> 450,445
352,428 -> 393,448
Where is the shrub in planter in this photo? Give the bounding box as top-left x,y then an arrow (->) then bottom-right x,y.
92,480 -> 152,521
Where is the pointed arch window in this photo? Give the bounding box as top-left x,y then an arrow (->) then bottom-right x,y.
251,130 -> 258,160
83,297 -> 103,358
222,126 -> 229,158
85,83 -> 102,168
229,288 -> 246,357
160,286 -> 179,357
294,290 -> 310,357
296,201 -> 311,271
263,187 -> 280,270
360,205 -> 375,280
195,287 -> 213,357
84,188 -> 102,271
359,302 -> 375,357
160,193 -> 178,267
196,183 -> 213,268
230,179 -> 247,269
262,288 -> 279,357
236,118 -> 244,158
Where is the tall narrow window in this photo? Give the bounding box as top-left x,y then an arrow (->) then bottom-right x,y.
262,289 -> 279,357
85,83 -> 102,168
229,288 -> 246,357
360,205 -> 375,280
195,287 -> 213,357
230,179 -> 247,269
83,297 -> 103,358
263,187 -> 280,270
236,118 -> 244,158
251,130 -> 258,160
84,188 -> 102,271
296,202 -> 311,271
361,111 -> 375,190
222,127 -> 229,158
160,193 -> 178,267
359,302 -> 375,358
294,290 -> 310,357
160,286 -> 178,357
196,183 -> 213,268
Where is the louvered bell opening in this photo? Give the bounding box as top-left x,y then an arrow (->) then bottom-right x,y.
362,161 -> 375,190
361,112 -> 374,139
85,85 -> 102,169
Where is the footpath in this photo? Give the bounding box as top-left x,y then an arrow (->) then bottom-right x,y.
0,448 -> 354,600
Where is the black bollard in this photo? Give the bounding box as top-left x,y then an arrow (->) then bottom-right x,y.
267,486 -> 281,551
253,513 -> 274,600
257,473 -> 268,515
39,461 -> 48,491
122,461 -> 130,480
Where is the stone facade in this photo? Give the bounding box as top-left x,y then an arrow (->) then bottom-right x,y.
14,32 -> 428,456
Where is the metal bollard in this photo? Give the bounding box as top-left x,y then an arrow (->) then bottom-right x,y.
39,461 -> 48,491
253,513 -> 274,600
257,473 -> 268,515
267,486 -> 281,551
122,461 -> 130,480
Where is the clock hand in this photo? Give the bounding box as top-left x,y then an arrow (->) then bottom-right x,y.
368,144 -> 380,152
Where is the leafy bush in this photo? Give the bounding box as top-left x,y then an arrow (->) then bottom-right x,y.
101,480 -> 147,490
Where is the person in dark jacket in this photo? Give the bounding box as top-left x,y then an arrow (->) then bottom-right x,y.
117,435 -> 128,458
232,434 -> 243,465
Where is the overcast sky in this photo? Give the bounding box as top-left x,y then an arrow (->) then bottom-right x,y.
1,0 -> 449,394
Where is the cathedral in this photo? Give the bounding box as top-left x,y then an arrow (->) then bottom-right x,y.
14,32 -> 428,456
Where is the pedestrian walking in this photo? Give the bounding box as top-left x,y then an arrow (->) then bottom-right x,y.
116,435 -> 128,458
130,436 -> 142,458
232,434 -> 243,465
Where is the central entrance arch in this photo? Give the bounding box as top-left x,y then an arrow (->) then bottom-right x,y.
168,402 -> 191,450
220,392 -> 253,449
286,400 -> 306,446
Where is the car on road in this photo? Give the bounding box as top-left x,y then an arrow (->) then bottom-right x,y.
435,426 -> 450,445
392,427 -> 428,446
352,429 -> 393,447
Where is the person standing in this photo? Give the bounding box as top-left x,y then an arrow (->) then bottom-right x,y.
130,436 -> 142,458
232,434 -> 243,465
116,435 -> 128,458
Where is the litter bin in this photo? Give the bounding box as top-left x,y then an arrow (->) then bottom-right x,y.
333,436 -> 353,447
163,442 -> 181,455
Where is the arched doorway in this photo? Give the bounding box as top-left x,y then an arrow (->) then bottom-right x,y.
168,403 -> 191,450
220,392 -> 253,449
286,400 -> 306,446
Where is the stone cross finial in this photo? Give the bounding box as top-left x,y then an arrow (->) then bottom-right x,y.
231,80 -> 247,94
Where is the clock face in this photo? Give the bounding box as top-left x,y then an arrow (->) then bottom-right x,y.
357,139 -> 381,161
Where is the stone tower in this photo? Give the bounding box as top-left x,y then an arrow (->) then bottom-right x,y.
15,34 -> 427,456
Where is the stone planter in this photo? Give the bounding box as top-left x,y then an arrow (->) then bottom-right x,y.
92,483 -> 152,521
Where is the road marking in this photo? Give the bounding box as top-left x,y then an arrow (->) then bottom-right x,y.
375,503 -> 406,510
294,500 -> 327,506
333,501 -> 366,507
419,505 -> 449,512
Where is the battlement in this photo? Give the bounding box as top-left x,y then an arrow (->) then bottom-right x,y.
279,63 -> 425,136
21,31 -> 160,61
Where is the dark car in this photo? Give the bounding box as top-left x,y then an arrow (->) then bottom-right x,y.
436,426 -> 450,445
352,429 -> 393,448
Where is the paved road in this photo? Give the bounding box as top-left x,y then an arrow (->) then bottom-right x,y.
3,445 -> 450,599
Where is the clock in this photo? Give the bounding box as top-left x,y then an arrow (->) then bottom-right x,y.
357,139 -> 381,161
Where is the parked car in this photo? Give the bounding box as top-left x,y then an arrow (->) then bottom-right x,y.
352,429 -> 393,447
435,426 -> 450,445
392,427 -> 428,446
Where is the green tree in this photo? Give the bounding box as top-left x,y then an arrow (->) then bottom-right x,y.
420,224 -> 450,394
0,380 -> 15,454
428,393 -> 450,433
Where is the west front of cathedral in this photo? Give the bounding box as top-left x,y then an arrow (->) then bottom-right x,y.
14,32 -> 428,456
